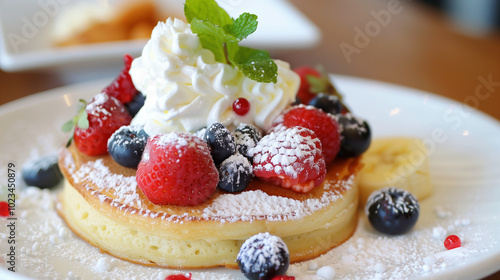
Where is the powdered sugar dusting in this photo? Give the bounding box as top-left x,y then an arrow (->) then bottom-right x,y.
73,159 -> 140,207
253,126 -> 323,179
203,176 -> 353,222
237,232 -> 289,273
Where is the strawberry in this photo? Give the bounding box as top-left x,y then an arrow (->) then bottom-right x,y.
294,66 -> 322,104
294,65 -> 343,106
136,133 -> 218,206
273,105 -> 341,164
103,54 -> 139,104
64,93 -> 132,156
252,126 -> 326,193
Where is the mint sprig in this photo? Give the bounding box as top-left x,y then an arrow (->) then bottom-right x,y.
62,99 -> 88,147
184,0 -> 277,83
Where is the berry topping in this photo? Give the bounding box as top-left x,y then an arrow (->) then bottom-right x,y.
234,123 -> 262,162
164,273 -> 192,280
444,235 -> 461,250
107,125 -> 149,168
0,201 -> 9,217
136,133 -> 218,206
237,232 -> 290,280
204,123 -> 237,165
273,105 -> 341,164
64,93 -> 132,156
294,66 -> 342,105
308,93 -> 342,115
337,113 -> 371,158
103,54 -> 139,104
233,97 -> 251,116
125,92 -> 146,117
294,66 -> 322,104
21,154 -> 63,189
218,154 -> 253,193
271,276 -> 295,280
365,187 -> 420,235
252,126 -> 326,193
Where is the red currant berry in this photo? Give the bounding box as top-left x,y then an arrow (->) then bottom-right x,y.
233,98 -> 250,116
0,201 -> 9,217
165,273 -> 191,280
444,235 -> 461,250
272,276 -> 295,280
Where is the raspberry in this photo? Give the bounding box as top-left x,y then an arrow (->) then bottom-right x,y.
103,54 -> 139,104
273,105 -> 341,164
252,126 -> 326,193
73,93 -> 132,156
136,133 -> 218,206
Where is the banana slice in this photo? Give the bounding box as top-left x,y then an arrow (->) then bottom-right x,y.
358,137 -> 433,205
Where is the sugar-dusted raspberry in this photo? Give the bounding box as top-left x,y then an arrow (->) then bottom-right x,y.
252,126 -> 326,193
273,105 -> 341,164
103,54 -> 139,104
136,132 -> 218,206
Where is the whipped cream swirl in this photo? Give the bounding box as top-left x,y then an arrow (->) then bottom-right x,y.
129,18 -> 299,135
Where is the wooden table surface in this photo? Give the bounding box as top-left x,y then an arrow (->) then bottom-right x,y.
1,0 -> 499,278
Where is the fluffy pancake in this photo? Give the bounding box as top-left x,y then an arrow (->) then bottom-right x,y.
58,144 -> 361,268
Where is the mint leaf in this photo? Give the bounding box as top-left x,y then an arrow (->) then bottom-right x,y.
184,0 -> 278,83
232,46 -> 277,83
226,13 -> 258,40
62,99 -> 88,147
62,119 -> 75,133
184,0 -> 232,27
190,19 -> 237,64
77,111 -> 89,129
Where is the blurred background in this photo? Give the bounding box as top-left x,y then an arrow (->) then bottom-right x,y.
1,0 -> 499,123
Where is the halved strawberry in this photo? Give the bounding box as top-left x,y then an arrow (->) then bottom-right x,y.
136,133 -> 218,206
252,126 -> 326,193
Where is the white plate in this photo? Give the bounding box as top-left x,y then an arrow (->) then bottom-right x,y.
1,76 -> 500,280
0,0 -> 320,72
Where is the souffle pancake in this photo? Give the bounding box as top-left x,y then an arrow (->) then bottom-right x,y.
58,144 -> 361,268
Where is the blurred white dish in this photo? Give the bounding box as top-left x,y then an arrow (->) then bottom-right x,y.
0,0 -> 320,72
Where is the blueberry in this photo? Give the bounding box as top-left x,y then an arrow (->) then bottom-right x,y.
308,93 -> 342,115
337,113 -> 371,157
234,124 -> 261,162
237,232 -> 290,280
218,154 -> 253,193
204,123 -> 236,165
107,125 -> 149,168
125,92 -> 146,117
22,154 -> 63,189
365,187 -> 420,235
